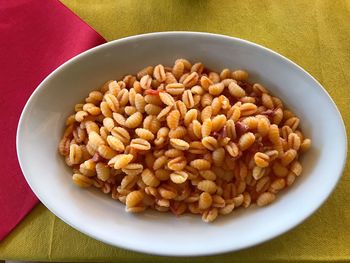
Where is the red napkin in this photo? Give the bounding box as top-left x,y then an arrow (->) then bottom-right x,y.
0,0 -> 106,240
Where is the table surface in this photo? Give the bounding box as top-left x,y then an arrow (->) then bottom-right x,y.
1,0 -> 350,262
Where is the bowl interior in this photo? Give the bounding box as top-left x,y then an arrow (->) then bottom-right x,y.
17,32 -> 347,256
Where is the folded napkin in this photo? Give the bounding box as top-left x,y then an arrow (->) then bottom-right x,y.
0,0 -> 106,240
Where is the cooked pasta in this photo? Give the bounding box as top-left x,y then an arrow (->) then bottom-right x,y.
59,59 -> 311,223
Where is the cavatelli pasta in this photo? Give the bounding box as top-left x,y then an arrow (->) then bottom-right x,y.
59,58 -> 310,223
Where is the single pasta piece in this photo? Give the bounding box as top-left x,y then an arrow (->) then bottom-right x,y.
300,138 -> 311,152
272,161 -> 289,177
198,192 -> 213,210
240,103 -> 257,116
257,192 -> 276,206
281,149 -> 297,166
69,144 -> 82,164
238,132 -> 255,151
208,83 -> 224,96
191,62 -> 204,74
153,64 -> 166,82
72,173 -> 93,188
140,75 -> 152,90
284,117 -> 300,131
189,141 -> 208,155
254,152 -> 270,168
120,174 -> 137,190
174,58 -> 191,69
130,138 -> 151,151
219,203 -> 235,215
268,124 -> 280,144
126,190 -> 144,208
159,92 -> 175,106
111,127 -> 130,145
165,72 -> 177,84
88,132 -> 105,151
190,159 -> 211,170
281,124 -> 293,138
135,94 -> 146,113
209,72 -> 220,83
167,110 -> 180,129
153,156 -> 168,170
165,148 -> 184,158
252,166 -> 266,180
184,109 -> 198,127
83,103 -> 101,116
201,93 -> 213,107
253,83 -> 268,95
201,119 -> 212,137
211,98 -> 221,115
75,111 -> 88,122
175,100 -> 187,118
182,90 -> 195,108
122,163 -> 144,176
197,180 -> 217,194
145,104 -> 162,115
166,83 -> 185,95
98,145 -> 117,159
211,115 -> 226,132
288,133 -> 301,151
202,136 -> 218,151
108,154 -> 133,169
170,138 -> 190,151
117,89 -> 129,107
202,208 -> 218,222
242,117 -> 258,130
212,148 -> 225,166
125,112 -> 143,128
269,178 -> 286,194
167,156 -> 187,171
201,106 -> 212,122
104,94 -> 119,112
219,68 -> 231,80
232,70 -> 249,81
182,72 -> 199,88
212,195 -> 225,208
87,90 -> 104,104
170,171 -> 189,184
290,161 -> 303,176
225,142 -> 239,157
200,170 -> 216,181
172,61 -> 185,79
159,186 -> 177,200
96,162 -> 110,181
228,82 -> 246,98
141,169 -> 160,187
257,117 -> 270,137
169,126 -> 187,139
227,106 -> 241,121
191,85 -> 205,95
135,128 -> 155,141
192,120 -> 202,139
85,121 -> 99,134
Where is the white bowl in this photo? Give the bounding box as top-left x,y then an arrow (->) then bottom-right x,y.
17,32 -> 347,256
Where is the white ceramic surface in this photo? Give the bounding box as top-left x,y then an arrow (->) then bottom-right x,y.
17,32 -> 347,256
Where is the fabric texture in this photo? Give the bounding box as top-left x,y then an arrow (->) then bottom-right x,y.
1,0 -> 349,261
0,0 -> 105,240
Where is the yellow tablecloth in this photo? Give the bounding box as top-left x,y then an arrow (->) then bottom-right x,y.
1,0 -> 349,261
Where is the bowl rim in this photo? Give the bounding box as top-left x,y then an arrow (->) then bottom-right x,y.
16,31 -> 348,256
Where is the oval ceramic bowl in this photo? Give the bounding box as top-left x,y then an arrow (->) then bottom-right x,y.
17,32 -> 347,256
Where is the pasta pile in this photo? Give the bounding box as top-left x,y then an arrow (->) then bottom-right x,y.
59,59 -> 311,222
